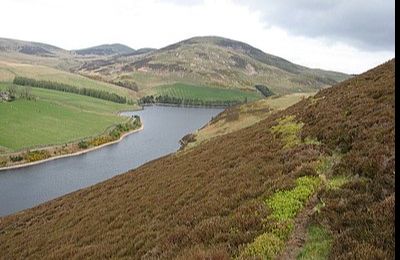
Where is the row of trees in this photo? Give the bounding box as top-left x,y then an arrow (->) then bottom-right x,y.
13,76 -> 129,104
138,95 -> 245,107
254,84 -> 274,97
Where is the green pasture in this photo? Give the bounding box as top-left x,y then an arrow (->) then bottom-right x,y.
0,83 -> 134,152
155,83 -> 261,102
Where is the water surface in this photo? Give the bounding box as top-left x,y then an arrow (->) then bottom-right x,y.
0,106 -> 222,217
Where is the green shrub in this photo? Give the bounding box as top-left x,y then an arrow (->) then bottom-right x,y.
78,140 -> 89,149
9,155 -> 23,162
271,115 -> 304,148
110,128 -> 121,139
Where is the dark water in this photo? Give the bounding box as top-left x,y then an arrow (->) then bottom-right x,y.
0,106 -> 222,217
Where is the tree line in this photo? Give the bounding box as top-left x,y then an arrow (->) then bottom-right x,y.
13,76 -> 129,104
254,84 -> 274,97
138,94 -> 245,107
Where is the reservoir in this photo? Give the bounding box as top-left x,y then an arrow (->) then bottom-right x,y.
0,106 -> 223,217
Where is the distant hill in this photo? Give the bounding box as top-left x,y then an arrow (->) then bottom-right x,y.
126,48 -> 156,56
0,58 -> 393,258
77,36 -> 350,95
0,36 -> 350,97
0,37 -> 68,57
73,43 -> 135,56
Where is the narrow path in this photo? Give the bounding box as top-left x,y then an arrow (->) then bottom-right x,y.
276,193 -> 319,260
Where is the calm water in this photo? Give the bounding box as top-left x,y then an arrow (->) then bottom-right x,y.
0,106 -> 222,217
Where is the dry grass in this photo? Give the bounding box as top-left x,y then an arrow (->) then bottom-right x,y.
0,59 -> 394,259
182,92 -> 314,150
0,60 -> 137,99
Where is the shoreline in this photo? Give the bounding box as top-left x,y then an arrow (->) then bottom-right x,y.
139,103 -> 235,109
0,124 -> 144,172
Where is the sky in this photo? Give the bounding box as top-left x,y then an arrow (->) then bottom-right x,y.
0,0 -> 395,74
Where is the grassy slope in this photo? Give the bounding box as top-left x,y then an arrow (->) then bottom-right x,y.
0,60 -> 137,99
154,83 -> 261,102
0,60 -> 394,259
78,37 -> 350,96
0,83 -> 131,152
182,92 -> 315,150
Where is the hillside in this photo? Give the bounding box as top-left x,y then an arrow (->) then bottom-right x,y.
76,36 -> 350,96
0,37 -> 68,57
74,44 -> 135,56
0,59 -> 393,258
0,82 -> 132,153
0,60 -> 138,100
180,92 -> 315,150
0,37 -> 81,70
1,36 -> 349,101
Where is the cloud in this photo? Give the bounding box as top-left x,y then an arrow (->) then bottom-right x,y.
238,0 -> 395,51
0,0 -> 394,74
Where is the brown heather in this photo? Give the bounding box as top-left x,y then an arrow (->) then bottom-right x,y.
0,59 -> 394,259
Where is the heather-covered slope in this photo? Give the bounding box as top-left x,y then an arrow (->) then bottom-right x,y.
0,59 -> 394,259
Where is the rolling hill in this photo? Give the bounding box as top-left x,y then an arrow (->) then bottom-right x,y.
0,59 -> 393,259
0,38 -> 140,100
76,36 -> 350,95
74,44 -> 135,56
1,36 -> 350,101
0,37 -> 68,57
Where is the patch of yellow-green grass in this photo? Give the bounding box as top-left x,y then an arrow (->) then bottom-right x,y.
240,176 -> 320,259
327,175 -> 350,190
240,233 -> 284,259
297,225 -> 332,260
303,136 -> 321,146
313,154 -> 340,175
308,95 -> 325,106
267,176 -> 320,221
312,154 -> 348,190
271,115 -> 304,148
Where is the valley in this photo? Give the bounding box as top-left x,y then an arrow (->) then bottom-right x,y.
0,32 -> 394,260
0,59 -> 394,259
0,36 -> 349,168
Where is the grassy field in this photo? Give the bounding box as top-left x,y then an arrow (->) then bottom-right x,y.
155,83 -> 262,102
0,83 -> 134,152
0,61 -> 137,99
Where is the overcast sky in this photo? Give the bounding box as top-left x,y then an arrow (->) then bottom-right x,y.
0,0 -> 395,74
